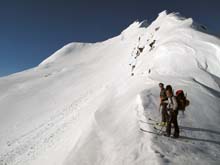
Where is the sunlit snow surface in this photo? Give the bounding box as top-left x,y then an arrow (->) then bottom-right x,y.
0,11 -> 220,165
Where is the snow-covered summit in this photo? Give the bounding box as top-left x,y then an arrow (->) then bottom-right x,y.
0,11 -> 220,165
125,11 -> 220,90
39,42 -> 93,67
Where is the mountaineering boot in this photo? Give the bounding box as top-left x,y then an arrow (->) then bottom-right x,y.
163,133 -> 170,137
158,122 -> 167,126
171,134 -> 179,138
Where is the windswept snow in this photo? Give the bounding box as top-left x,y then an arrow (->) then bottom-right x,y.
0,11 -> 220,165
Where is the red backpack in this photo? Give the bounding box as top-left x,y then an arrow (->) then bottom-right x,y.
176,90 -> 190,111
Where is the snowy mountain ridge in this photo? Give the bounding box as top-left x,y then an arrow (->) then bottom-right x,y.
0,11 -> 220,165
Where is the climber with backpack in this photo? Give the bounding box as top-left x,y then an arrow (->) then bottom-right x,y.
175,90 -> 190,115
163,85 -> 180,138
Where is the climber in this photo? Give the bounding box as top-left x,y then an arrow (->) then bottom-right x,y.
163,85 -> 179,138
159,83 -> 168,126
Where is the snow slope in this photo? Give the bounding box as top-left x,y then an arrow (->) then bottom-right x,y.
0,11 -> 220,165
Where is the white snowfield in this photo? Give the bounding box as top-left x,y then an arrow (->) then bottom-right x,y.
0,11 -> 220,165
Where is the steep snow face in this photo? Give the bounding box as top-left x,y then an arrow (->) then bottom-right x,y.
136,11 -> 220,78
0,11 -> 220,165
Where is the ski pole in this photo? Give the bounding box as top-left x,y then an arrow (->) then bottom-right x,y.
148,117 -> 158,122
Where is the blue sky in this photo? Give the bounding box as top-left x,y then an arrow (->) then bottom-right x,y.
0,0 -> 219,77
